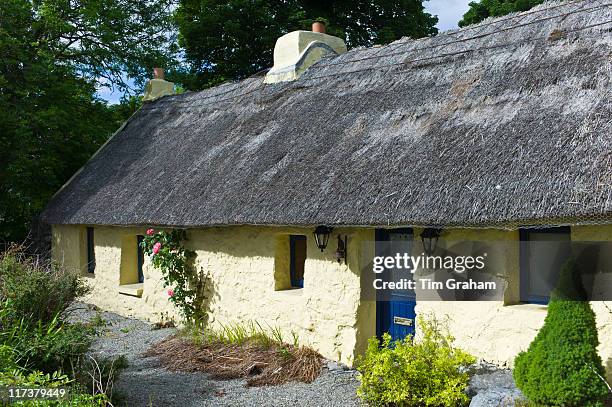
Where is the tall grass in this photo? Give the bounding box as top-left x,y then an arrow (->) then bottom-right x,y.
185,320 -> 298,350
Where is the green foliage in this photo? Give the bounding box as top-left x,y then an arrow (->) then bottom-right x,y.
0,249 -> 89,324
0,251 -> 114,405
174,0 -> 438,89
513,261 -> 610,407
0,249 -> 93,373
0,0 -> 175,243
458,0 -> 546,27
89,313 -> 107,328
356,316 -> 475,407
141,229 -> 208,324
0,369 -> 109,406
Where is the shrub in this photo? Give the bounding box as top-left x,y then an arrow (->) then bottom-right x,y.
0,249 -> 110,405
0,248 -> 93,374
0,368 -> 109,406
0,247 -> 89,325
356,316 -> 475,407
0,300 -> 93,373
513,260 -> 610,407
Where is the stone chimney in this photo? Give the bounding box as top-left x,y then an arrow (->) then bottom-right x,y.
264,22 -> 347,84
143,68 -> 175,101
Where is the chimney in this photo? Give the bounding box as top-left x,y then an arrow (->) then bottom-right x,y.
264,22 -> 346,84
153,67 -> 165,80
143,67 -> 174,102
312,21 -> 325,34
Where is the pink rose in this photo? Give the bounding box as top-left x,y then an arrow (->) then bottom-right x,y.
167,288 -> 174,297
146,228 -> 154,235
152,242 -> 162,254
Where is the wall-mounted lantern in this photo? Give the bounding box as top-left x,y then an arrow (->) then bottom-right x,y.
335,235 -> 348,264
421,228 -> 441,255
313,225 -> 332,252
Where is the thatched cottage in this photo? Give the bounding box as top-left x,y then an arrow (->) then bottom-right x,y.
43,0 -> 611,376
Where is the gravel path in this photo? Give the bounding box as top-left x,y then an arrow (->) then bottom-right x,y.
66,303 -> 361,407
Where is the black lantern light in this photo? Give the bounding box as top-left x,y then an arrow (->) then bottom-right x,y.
335,235 -> 348,264
313,225 -> 332,252
421,228 -> 441,255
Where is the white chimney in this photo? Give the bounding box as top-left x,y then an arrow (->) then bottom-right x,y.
265,22 -> 347,84
143,68 -> 175,101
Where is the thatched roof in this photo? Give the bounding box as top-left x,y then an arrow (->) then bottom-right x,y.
42,0 -> 612,229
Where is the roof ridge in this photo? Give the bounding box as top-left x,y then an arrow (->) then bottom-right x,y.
150,0 -> 602,109
142,0 -> 611,112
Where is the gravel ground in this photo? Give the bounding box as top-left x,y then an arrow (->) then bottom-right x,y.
66,302 -> 361,407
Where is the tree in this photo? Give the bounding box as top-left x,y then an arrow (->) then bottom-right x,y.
0,0 -> 176,243
458,0 -> 546,27
513,260 -> 609,406
174,0 -> 438,89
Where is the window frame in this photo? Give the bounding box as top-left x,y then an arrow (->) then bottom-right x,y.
289,235 -> 307,289
137,235 -> 145,284
519,226 -> 571,304
86,227 -> 95,274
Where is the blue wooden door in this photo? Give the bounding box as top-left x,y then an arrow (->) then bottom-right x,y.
376,228 -> 416,341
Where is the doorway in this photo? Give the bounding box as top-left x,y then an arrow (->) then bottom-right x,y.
375,228 -> 416,341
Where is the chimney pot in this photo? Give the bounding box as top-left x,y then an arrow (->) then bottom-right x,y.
312,21 -> 326,34
153,67 -> 165,80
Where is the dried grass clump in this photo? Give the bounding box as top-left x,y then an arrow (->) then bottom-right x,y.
144,327 -> 323,386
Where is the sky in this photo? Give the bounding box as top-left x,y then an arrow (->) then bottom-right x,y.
426,0 -> 472,31
97,0 -> 472,104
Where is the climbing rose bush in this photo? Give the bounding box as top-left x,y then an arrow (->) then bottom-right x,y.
141,229 -> 203,323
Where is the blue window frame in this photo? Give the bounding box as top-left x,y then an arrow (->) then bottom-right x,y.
86,227 -> 95,274
519,226 -> 571,304
289,235 -> 306,288
137,235 -> 145,283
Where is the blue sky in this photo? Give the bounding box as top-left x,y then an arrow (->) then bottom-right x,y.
97,0 -> 471,104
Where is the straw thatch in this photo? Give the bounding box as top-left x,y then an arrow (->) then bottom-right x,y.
42,0 -> 612,229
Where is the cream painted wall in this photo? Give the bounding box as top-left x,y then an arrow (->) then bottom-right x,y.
52,225 -> 180,323
417,226 -> 612,382
52,223 -> 611,376
52,224 -> 375,366
186,226 -> 374,366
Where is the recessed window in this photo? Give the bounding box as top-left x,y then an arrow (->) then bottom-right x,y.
86,227 -> 95,274
137,235 -> 145,284
119,234 -> 145,296
519,227 -> 571,304
290,235 -> 307,288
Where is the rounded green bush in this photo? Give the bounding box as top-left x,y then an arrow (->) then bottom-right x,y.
357,316 -> 475,407
513,261 -> 609,407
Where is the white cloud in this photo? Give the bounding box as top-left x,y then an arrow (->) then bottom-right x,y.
425,0 -> 472,31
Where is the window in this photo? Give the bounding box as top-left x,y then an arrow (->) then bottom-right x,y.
86,227 -> 95,274
290,235 -> 307,288
137,235 -> 145,283
519,227 -> 571,304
